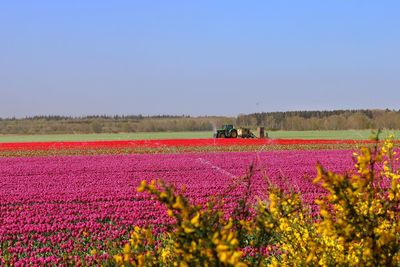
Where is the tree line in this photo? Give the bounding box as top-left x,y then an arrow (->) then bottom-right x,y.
0,116 -> 233,134
1,109 -> 399,134
237,109 -> 400,130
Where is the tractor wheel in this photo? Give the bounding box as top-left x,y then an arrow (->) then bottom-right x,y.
230,130 -> 238,138
217,132 -> 226,138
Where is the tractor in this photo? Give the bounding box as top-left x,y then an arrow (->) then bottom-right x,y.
214,124 -> 262,138
213,124 -> 238,138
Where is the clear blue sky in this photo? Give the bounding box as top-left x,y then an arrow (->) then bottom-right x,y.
1,1 -> 399,118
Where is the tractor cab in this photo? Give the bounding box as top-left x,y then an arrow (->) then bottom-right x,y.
222,124 -> 234,131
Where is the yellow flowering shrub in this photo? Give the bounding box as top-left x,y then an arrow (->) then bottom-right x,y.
108,136 -> 400,266
264,135 -> 400,266
111,179 -> 247,267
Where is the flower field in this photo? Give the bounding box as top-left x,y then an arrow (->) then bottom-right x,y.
1,138 -> 398,265
0,138 -> 373,157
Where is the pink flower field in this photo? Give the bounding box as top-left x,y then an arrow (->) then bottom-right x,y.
0,149 -> 355,265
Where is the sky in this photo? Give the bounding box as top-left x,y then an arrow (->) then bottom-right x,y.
1,1 -> 399,118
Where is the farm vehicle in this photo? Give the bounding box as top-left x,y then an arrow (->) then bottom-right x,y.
213,124 -> 265,138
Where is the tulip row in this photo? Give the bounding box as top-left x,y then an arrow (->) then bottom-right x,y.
0,138 -> 372,151
0,138 -> 371,157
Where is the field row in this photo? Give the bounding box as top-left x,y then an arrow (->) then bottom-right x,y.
0,129 -> 398,143
0,138 -> 373,157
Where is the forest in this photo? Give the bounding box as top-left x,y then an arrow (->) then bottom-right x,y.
1,109 -> 400,134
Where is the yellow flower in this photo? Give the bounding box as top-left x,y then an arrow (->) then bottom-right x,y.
363,248 -> 372,260
137,180 -> 147,192
123,243 -> 131,254
167,209 -> 174,217
148,179 -> 156,190
306,250 -> 315,263
160,191 -> 168,200
113,255 -> 123,264
137,254 -> 145,266
183,227 -> 195,233
226,232 -> 234,242
224,218 -> 233,230
190,212 -> 200,227
219,251 -> 228,262
172,195 -> 185,210
230,238 -> 239,247
161,249 -> 170,261
191,241 -> 197,251
216,244 -> 229,252
183,223 -> 195,234
229,251 -> 242,265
